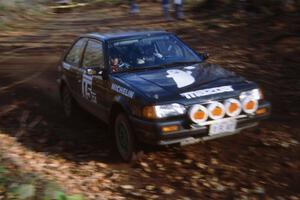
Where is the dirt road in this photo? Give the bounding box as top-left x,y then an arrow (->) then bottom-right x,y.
0,3 -> 299,200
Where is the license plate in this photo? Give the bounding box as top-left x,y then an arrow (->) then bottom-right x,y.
209,119 -> 237,136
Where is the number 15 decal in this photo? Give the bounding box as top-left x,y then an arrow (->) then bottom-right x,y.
82,74 -> 97,103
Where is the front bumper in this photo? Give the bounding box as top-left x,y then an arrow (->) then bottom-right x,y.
130,101 -> 271,146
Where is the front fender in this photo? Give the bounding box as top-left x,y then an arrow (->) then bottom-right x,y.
111,95 -> 132,116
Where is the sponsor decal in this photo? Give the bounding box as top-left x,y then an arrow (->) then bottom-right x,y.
181,86 -> 234,99
111,83 -> 134,98
166,69 -> 195,88
82,74 -> 97,103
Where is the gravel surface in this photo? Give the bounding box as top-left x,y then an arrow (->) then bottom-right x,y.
0,3 -> 299,200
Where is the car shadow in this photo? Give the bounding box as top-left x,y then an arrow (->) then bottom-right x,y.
0,71 -> 129,164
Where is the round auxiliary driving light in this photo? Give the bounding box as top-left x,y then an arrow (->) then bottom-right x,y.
189,104 -> 208,123
242,97 -> 258,114
224,98 -> 242,117
207,101 -> 225,120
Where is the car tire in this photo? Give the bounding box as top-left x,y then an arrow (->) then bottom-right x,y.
61,86 -> 78,118
114,113 -> 136,162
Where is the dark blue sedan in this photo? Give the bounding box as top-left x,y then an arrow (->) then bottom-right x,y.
58,30 -> 271,161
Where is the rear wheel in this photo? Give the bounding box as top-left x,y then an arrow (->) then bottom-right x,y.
114,113 -> 136,162
61,86 -> 78,118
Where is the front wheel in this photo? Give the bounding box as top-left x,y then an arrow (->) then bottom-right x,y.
114,113 -> 136,162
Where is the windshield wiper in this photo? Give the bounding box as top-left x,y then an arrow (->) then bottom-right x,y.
163,61 -> 202,67
124,60 -> 202,72
123,64 -> 167,72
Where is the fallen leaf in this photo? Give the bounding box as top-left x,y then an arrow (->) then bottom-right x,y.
160,186 -> 175,195
121,185 -> 134,190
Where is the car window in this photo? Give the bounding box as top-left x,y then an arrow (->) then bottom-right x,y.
82,40 -> 104,69
65,38 -> 86,66
156,39 -> 184,57
108,34 -> 201,72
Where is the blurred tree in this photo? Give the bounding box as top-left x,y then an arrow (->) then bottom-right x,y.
191,0 -> 299,13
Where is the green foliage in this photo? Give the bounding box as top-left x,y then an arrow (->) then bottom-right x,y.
0,166 -> 7,174
0,166 -> 8,184
55,191 -> 84,200
11,184 -> 36,200
0,161 -> 85,200
43,183 -> 84,200
0,4 -> 7,12
43,182 -> 63,200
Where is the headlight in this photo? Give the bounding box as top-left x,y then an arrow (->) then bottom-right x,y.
143,103 -> 186,119
240,88 -> 263,100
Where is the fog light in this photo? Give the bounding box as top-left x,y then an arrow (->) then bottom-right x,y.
207,101 -> 225,120
242,97 -> 258,114
256,108 -> 267,115
189,104 -> 208,123
246,101 -> 255,110
224,98 -> 242,117
162,125 -> 179,133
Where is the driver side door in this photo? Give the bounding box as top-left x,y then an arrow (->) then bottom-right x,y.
78,39 -> 108,121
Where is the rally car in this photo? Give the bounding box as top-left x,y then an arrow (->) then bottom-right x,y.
57,30 -> 271,161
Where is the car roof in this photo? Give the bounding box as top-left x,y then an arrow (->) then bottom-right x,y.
81,30 -> 170,41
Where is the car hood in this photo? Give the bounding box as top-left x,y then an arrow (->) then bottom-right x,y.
114,63 -> 256,104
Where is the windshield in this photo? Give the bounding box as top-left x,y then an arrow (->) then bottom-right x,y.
108,34 -> 202,72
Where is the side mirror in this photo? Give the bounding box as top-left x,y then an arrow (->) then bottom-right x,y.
86,68 -> 97,75
85,67 -> 108,79
200,52 -> 209,61
100,69 -> 108,80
